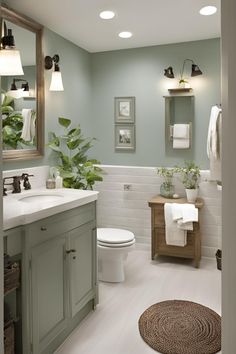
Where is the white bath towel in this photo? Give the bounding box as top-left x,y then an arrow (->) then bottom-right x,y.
207,106 -> 221,159
173,124 -> 190,149
207,106 -> 222,181
173,138 -> 190,149
21,109 -> 32,141
164,203 -> 187,247
173,124 -> 189,139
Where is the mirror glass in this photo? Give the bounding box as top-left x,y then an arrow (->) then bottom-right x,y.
1,6 -> 44,161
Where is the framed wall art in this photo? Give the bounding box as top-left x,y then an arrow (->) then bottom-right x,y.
114,97 -> 135,123
115,124 -> 135,151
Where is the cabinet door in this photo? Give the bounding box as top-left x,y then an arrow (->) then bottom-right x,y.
69,223 -> 96,317
30,235 -> 68,353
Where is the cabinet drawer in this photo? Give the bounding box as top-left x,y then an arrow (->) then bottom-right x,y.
26,202 -> 96,247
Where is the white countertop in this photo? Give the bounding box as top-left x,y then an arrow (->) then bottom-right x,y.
3,188 -> 99,231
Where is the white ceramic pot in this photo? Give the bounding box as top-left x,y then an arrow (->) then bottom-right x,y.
185,188 -> 198,203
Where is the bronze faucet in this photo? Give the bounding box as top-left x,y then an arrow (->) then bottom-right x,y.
3,173 -> 34,195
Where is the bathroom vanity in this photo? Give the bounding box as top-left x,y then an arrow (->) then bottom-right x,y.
3,189 -> 98,354
148,195 -> 204,268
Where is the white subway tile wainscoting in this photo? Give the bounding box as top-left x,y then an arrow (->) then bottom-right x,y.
95,166 -> 222,258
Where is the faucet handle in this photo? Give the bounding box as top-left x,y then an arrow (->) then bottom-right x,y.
3,187 -> 7,196
21,173 -> 34,190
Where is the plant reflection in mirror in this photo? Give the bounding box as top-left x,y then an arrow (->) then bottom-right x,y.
1,93 -> 35,149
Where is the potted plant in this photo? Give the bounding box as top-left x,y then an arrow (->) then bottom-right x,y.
48,117 -> 103,190
156,167 -> 175,198
175,161 -> 200,202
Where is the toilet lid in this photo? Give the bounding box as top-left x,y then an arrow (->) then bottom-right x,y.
97,228 -> 135,244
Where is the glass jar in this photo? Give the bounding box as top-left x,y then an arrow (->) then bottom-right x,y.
160,182 -> 175,198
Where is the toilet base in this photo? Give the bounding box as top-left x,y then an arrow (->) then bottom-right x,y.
98,256 -> 125,282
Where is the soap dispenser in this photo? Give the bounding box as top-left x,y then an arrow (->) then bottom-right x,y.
55,170 -> 63,189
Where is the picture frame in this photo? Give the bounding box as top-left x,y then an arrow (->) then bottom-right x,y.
115,124 -> 135,151
114,97 -> 135,123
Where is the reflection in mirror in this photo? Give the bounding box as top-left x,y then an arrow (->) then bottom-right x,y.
2,21 -> 37,150
1,5 -> 44,161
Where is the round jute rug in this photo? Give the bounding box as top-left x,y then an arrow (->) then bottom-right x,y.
138,300 -> 221,354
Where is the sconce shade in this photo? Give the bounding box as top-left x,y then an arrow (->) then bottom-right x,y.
0,23 -> 24,75
49,71 -> 64,91
191,64 -> 203,77
7,88 -> 25,99
0,49 -> 24,75
164,66 -> 175,78
45,54 -> 64,91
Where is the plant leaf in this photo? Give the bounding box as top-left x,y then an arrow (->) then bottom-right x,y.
58,117 -> 71,128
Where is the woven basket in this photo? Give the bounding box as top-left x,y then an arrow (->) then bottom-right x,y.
4,321 -> 15,354
216,249 -> 222,271
4,261 -> 20,294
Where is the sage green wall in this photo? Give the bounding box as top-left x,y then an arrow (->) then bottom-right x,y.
3,34 -> 220,171
3,27 -> 92,170
91,38 -> 221,168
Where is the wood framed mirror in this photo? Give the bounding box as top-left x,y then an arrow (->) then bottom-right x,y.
1,4 -> 44,161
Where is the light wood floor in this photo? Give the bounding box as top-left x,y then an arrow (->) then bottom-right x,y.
55,249 -> 221,354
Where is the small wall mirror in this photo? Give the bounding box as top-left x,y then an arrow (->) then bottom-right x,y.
1,5 -> 44,161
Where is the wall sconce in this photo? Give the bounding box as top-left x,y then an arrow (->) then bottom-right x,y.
7,78 -> 30,99
0,21 -> 24,76
45,54 -> 64,91
164,59 -> 203,88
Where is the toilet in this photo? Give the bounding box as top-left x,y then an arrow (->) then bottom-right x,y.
97,228 -> 135,283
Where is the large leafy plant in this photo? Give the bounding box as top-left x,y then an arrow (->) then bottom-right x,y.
2,94 -> 23,149
48,117 -> 103,190
1,93 -> 35,149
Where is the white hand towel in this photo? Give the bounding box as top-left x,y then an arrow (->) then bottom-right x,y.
172,203 -> 183,221
164,203 -> 187,247
21,109 -> 32,141
177,220 -> 193,231
182,204 -> 198,223
173,124 -> 189,139
30,112 -> 36,140
173,138 -> 190,149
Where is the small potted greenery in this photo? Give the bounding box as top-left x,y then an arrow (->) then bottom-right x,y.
156,167 -> 175,198
175,161 -> 200,202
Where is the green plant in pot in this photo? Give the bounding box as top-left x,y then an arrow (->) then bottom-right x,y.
48,117 -> 103,190
175,160 -> 200,202
157,167 -> 175,198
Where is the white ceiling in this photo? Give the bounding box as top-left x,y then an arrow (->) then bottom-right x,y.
5,0 -> 221,53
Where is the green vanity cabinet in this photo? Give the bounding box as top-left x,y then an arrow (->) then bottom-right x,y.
5,201 -> 98,354
30,234 -> 68,354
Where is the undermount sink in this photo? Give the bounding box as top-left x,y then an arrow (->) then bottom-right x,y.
18,194 -> 64,203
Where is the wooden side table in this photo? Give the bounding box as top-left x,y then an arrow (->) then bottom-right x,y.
148,195 -> 204,268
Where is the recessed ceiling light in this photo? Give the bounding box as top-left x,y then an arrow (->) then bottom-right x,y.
99,11 -> 115,20
118,31 -> 133,39
199,6 -> 217,16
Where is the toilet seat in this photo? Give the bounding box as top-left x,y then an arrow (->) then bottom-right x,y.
97,228 -> 135,245
98,239 -> 135,248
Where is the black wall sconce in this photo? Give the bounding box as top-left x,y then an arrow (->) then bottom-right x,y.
7,78 -> 30,98
44,54 -> 64,91
164,58 -> 203,88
